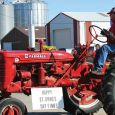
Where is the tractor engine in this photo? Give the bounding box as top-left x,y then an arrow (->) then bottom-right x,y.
0,50 -> 73,94
44,62 -> 71,75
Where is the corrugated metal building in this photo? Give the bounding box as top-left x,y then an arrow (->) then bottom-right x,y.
0,0 -> 47,50
46,12 -> 110,49
14,0 -> 48,27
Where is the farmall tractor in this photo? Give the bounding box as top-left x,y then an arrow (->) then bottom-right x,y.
0,25 -> 114,115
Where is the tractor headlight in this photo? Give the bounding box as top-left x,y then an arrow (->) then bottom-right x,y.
14,58 -> 20,63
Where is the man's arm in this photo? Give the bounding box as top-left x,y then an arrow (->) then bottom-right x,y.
101,29 -> 115,39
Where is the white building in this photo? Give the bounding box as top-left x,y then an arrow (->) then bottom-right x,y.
46,12 -> 110,49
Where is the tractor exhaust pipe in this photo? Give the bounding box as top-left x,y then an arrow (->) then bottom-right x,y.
28,10 -> 35,49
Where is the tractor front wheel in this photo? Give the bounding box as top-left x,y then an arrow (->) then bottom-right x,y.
0,97 -> 27,115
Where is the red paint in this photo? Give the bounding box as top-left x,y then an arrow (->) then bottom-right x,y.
85,21 -> 92,45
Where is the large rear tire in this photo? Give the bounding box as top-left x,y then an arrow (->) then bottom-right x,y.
102,61 -> 115,115
0,97 -> 27,115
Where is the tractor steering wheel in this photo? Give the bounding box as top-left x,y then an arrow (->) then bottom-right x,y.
89,25 -> 107,43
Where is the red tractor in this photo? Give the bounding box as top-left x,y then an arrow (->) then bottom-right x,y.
0,25 -> 114,115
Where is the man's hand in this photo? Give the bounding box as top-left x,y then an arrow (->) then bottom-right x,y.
101,29 -> 110,37
101,29 -> 115,39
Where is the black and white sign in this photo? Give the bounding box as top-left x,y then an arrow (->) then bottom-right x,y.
31,87 -> 64,110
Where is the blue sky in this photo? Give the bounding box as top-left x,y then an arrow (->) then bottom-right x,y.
45,0 -> 115,20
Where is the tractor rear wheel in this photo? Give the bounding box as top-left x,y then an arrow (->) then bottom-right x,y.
102,61 -> 115,115
0,97 -> 27,115
63,87 -> 102,115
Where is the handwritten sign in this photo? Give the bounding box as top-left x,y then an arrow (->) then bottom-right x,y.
31,87 -> 64,110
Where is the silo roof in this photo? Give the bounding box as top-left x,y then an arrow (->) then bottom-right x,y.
62,12 -> 110,21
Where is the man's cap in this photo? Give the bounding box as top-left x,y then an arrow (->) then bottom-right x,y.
107,7 -> 115,14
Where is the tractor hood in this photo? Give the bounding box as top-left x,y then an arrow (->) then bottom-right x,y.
0,50 -> 74,63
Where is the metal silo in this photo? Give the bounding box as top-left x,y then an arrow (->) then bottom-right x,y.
0,4 -> 14,40
14,0 -> 48,27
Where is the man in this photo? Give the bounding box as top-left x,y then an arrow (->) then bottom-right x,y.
92,7 -> 115,75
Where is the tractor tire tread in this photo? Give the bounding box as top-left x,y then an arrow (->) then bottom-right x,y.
102,61 -> 115,115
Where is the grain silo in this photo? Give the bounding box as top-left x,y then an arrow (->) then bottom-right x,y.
14,0 -> 48,27
0,4 -> 14,43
